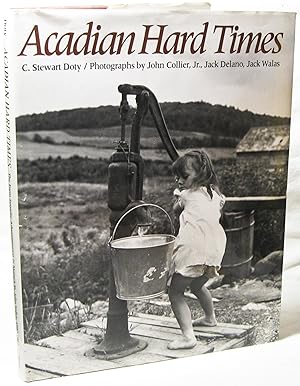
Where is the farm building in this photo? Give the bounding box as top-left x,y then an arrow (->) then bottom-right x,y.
236,125 -> 290,169
230,125 -> 290,197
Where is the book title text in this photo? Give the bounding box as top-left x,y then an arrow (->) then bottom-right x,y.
18,22 -> 284,56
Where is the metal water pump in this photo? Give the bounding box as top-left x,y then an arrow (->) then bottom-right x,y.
93,85 -> 178,358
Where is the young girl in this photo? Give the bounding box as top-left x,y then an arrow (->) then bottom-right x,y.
168,150 -> 226,350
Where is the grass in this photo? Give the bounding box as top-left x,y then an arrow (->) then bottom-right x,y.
18,179 -> 171,263
23,295 -> 97,343
19,182 -> 109,254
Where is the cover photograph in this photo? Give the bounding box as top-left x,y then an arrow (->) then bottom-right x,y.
3,5 -> 296,382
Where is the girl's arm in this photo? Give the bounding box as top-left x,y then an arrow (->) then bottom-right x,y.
173,188 -> 184,216
173,198 -> 183,216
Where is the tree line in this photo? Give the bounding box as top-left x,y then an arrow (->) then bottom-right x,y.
16,101 -> 289,139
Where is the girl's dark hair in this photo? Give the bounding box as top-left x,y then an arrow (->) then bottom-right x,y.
171,150 -> 221,198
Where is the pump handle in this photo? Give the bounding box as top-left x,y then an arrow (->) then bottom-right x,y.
109,203 -> 175,244
118,84 -> 179,161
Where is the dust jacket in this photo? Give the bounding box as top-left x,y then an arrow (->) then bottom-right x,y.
3,4 -> 296,382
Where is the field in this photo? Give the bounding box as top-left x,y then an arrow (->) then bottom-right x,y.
17,137 -> 236,161
19,182 -> 109,249
19,127 -> 212,140
17,127 -> 211,149
19,179 -> 169,256
16,126 -> 237,161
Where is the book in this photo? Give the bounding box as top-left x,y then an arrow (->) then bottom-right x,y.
3,4 -> 296,382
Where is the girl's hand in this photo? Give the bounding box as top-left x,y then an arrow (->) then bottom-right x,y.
173,188 -> 184,215
174,188 -> 182,196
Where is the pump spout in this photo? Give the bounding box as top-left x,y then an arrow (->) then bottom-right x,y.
118,84 -> 179,161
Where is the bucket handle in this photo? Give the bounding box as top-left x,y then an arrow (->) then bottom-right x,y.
109,203 -> 175,244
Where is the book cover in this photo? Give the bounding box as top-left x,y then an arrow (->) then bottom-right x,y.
3,4 -> 296,382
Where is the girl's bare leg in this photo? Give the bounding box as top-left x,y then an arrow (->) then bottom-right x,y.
190,276 -> 217,327
168,274 -> 197,349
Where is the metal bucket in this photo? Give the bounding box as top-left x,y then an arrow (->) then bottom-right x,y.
221,210 -> 255,280
109,203 -> 175,300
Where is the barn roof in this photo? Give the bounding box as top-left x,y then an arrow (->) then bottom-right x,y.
236,125 -> 290,153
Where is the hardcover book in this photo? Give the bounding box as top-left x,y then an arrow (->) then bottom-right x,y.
3,4 -> 296,382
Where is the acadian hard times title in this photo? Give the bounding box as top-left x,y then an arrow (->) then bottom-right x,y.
18,22 -> 284,56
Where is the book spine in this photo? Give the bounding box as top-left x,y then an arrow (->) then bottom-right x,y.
3,12 -> 26,380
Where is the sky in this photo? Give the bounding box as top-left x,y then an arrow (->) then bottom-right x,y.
8,8 -> 295,117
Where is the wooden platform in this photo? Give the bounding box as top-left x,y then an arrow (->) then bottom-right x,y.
24,313 -> 254,382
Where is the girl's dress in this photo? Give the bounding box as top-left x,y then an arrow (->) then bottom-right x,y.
169,186 -> 226,280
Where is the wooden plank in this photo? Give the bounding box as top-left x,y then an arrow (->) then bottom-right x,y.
129,315 -> 252,338
130,324 -> 182,341
142,336 -> 214,359
24,343 -> 118,376
25,367 -> 59,382
23,315 -> 255,380
82,318 -> 107,329
154,312 -> 251,330
82,316 -> 219,339
224,196 -> 286,211
132,313 -> 253,336
193,323 -> 254,339
129,315 -> 181,329
37,331 -> 169,368
130,322 -> 221,340
37,334 -> 96,356
213,336 -> 250,352
64,329 -> 103,342
75,325 -> 108,340
82,314 -> 253,339
111,350 -> 169,366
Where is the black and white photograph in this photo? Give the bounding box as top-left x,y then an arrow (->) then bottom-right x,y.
1,2 -> 300,384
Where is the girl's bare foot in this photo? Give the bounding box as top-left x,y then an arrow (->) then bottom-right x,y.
192,317 -> 217,327
167,336 -> 197,350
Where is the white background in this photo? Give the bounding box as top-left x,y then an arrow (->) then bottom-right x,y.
1,1 -> 300,385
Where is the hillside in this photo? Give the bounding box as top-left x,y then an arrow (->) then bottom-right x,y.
16,101 -> 289,139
